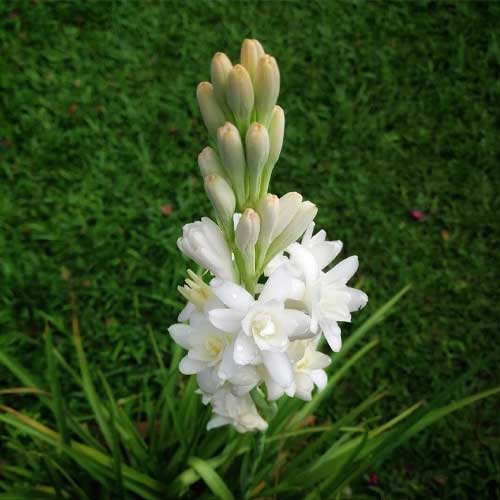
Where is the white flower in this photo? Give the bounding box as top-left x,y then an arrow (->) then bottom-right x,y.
265,223 -> 368,352
197,364 -> 261,399
177,217 -> 235,281
205,386 -> 268,433
208,267 -> 312,392
168,316 -> 231,375
264,337 -> 330,401
287,337 -> 330,400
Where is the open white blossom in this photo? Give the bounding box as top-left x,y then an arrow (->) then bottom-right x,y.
263,336 -> 330,401
168,316 -> 231,375
208,267 -> 311,392
266,223 -> 368,352
205,386 -> 268,433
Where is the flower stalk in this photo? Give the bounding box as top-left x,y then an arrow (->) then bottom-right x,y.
171,39 -> 368,433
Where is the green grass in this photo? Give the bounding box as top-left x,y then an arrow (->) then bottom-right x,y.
1,0 -> 499,497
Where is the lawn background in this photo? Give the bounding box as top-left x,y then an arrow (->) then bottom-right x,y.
1,1 -> 499,497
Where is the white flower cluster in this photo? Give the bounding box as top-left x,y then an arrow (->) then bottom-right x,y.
169,40 -> 367,433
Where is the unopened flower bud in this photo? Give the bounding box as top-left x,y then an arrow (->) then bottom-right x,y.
260,105 -> 285,196
257,194 -> 279,247
217,122 -> 246,207
197,82 -> 226,138
256,194 -> 279,272
254,55 -> 280,126
236,208 -> 260,252
273,192 -> 303,237
198,147 -> 225,178
270,201 -> 318,258
267,106 -> 285,167
226,64 -> 254,133
211,52 -> 233,110
245,123 -> 270,203
204,175 -> 236,228
240,39 -> 265,81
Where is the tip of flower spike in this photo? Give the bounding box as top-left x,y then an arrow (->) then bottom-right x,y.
196,81 -> 212,94
259,54 -> 276,65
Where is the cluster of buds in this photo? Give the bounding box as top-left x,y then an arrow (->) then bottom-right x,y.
170,40 -> 368,433
197,40 -> 282,207
196,40 -> 310,290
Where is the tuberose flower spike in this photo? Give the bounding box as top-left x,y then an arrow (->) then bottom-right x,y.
170,39 -> 368,433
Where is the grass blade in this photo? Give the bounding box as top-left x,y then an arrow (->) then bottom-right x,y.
44,328 -> 70,445
188,456 -> 235,500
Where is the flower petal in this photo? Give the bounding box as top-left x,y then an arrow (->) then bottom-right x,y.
319,318 -> 342,352
288,243 -> 320,285
196,368 -> 221,394
179,356 -> 206,375
229,365 -> 261,393
208,308 -> 244,333
262,350 -> 294,388
324,255 -> 359,285
301,222 -> 315,244
265,376 -> 285,401
309,351 -> 331,370
259,265 -> 293,304
310,241 -> 343,270
233,333 -> 259,365
168,324 -> 191,350
264,253 -> 289,277
210,278 -> 254,312
286,310 -> 312,339
178,302 -> 196,322
218,341 -> 237,380
294,372 -> 314,401
311,369 -> 328,391
346,287 -> 368,312
207,415 -> 231,430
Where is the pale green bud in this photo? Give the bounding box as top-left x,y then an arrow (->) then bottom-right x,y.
236,208 -> 261,279
204,174 -> 236,228
217,122 -> 246,208
245,122 -> 270,203
226,64 -> 254,133
211,52 -> 233,111
267,105 -> 285,167
256,193 -> 280,272
273,192 -> 303,237
235,208 -> 260,252
268,200 -> 318,260
240,39 -> 265,81
254,55 -> 280,126
198,147 -> 225,178
260,105 -> 285,197
257,194 -> 279,248
197,82 -> 226,138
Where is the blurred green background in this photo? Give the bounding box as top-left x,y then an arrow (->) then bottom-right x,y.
1,1 -> 499,497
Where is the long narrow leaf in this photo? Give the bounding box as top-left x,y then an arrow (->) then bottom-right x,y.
188,457 -> 235,500
45,329 -> 70,445
0,407 -> 163,495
